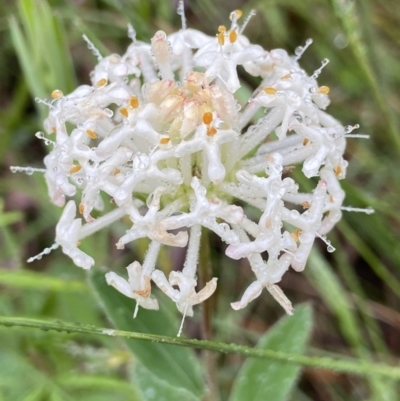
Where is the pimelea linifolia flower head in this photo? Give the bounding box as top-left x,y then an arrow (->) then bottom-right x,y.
13,4 -> 374,329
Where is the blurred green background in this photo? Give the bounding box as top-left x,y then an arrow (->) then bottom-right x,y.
1,0 -> 400,400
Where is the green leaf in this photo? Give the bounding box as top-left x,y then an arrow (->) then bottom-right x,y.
133,364 -> 200,401
10,0 -> 76,119
89,269 -> 204,398
0,270 -> 86,292
229,304 -> 313,401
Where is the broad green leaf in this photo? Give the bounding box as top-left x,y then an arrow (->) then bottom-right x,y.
89,269 -> 204,398
133,364 -> 200,401
230,304 -> 313,401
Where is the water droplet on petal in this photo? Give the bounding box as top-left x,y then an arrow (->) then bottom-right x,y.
294,46 -> 303,56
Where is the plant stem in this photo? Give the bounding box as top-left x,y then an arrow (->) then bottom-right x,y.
1,316 -> 400,379
199,228 -> 220,401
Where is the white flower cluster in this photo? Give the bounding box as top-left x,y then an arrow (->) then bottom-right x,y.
20,6 -> 370,321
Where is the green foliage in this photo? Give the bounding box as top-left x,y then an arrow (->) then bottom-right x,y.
1,0 -> 400,399
230,305 -> 313,401
89,269 -> 204,398
9,0 -> 76,119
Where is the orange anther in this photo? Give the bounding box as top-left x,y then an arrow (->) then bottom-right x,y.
318,86 -> 330,94
329,195 -> 334,203
263,87 -> 277,95
217,32 -> 225,46
160,137 -> 170,145
291,228 -> 301,242
119,107 -> 129,118
51,126 -> 57,133
51,89 -> 63,99
96,78 -> 107,87
301,201 -> 311,209
129,96 -> 139,108
303,138 -> 310,146
334,165 -> 342,176
207,126 -> 217,136
86,129 -> 98,139
113,168 -> 121,175
79,203 -> 84,215
229,30 -> 238,43
280,73 -> 291,80
69,164 -> 81,174
203,112 -> 213,125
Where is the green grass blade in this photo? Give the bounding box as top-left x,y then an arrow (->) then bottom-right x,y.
0,270 -> 86,292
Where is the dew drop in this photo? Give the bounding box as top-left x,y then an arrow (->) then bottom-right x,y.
10,166 -> 18,173
25,167 -> 34,176
327,245 -> 335,253
294,46 -> 303,56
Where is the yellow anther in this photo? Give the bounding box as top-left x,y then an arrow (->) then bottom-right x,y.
160,137 -> 170,145
217,32 -> 225,46
86,129 -> 98,139
79,203 -> 84,215
96,78 -> 108,88
119,107 -> 129,118
229,30 -> 238,44
234,9 -> 243,19
51,89 -> 64,99
203,112 -> 213,125
318,86 -> 330,94
263,87 -> 277,95
129,96 -> 139,109
51,126 -> 57,133
329,195 -> 334,203
291,228 -> 301,242
303,138 -> 310,146
218,25 -> 227,33
281,73 -> 291,80
113,168 -> 121,175
334,165 -> 342,176
69,164 -> 81,174
207,126 -> 217,136
301,201 -> 311,209
230,9 -> 243,20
